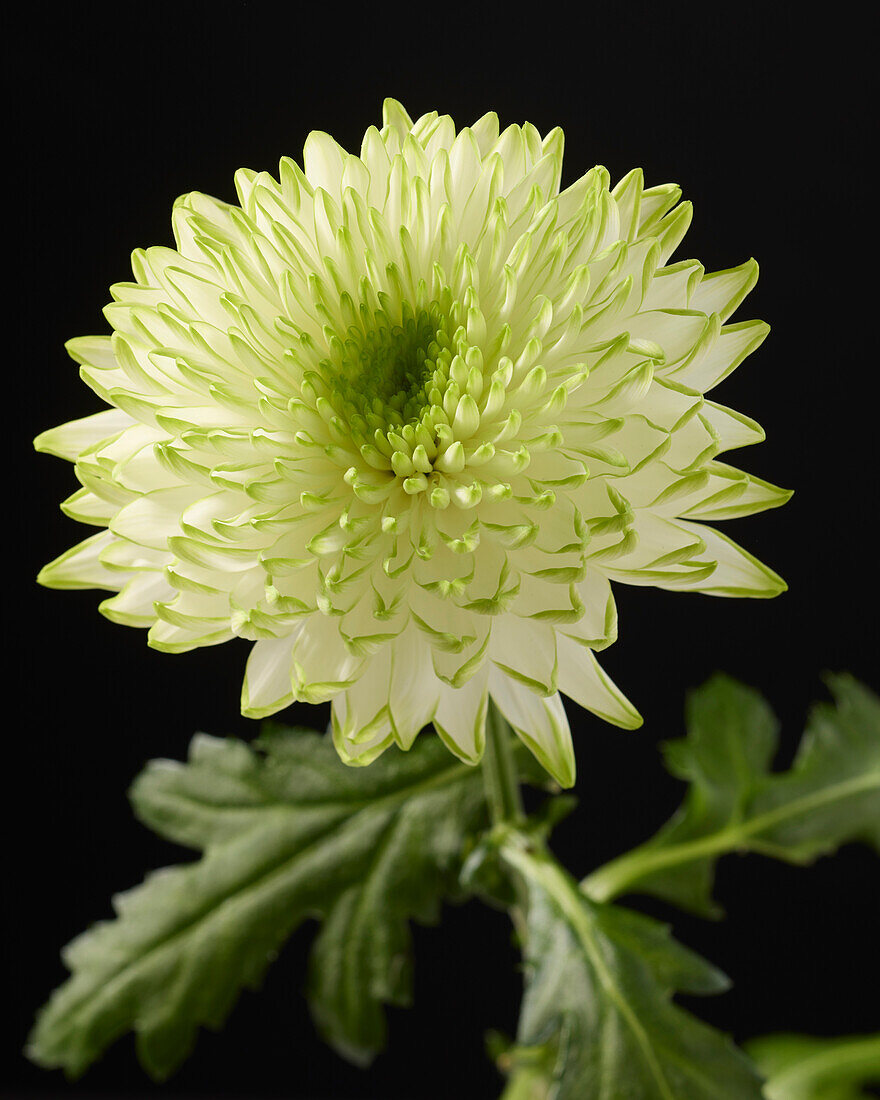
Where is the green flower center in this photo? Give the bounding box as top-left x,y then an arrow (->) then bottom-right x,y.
322,303 -> 448,432
298,291 -> 499,510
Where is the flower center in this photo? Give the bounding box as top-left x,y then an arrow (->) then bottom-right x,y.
324,304 -> 443,430
294,290 -> 510,511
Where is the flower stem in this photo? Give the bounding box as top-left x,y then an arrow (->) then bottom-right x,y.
493,836 -> 589,1100
479,706 -> 560,1099
580,833 -> 734,903
482,699 -> 525,826
581,770 -> 880,902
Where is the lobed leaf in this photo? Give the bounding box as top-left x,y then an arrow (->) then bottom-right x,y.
499,836 -> 765,1100
28,726 -> 487,1078
583,674 -> 880,915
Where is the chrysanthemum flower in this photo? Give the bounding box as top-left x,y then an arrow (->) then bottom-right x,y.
36,99 -> 789,785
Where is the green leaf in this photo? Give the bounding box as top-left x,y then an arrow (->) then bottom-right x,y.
498,835 -> 765,1100
583,674 -> 880,915
745,1033 -> 880,1100
28,726 -> 488,1079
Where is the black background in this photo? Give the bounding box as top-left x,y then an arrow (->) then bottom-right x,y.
7,3 -> 878,1098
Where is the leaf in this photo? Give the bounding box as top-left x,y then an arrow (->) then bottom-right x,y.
499,835 -> 765,1100
745,1033 -> 880,1100
583,674 -> 880,915
28,726 -> 488,1079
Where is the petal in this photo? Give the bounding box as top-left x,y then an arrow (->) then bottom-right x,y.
241,632 -> 299,718
110,487 -> 206,550
61,488 -> 116,526
700,401 -> 765,452
331,697 -> 395,766
433,664 -> 489,764
388,628 -> 440,749
555,637 -> 642,729
563,568 -> 618,651
489,616 -> 557,695
34,408 -> 134,461
38,531 -> 128,592
99,569 -> 174,627
147,616 -> 234,654
382,98 -> 415,138
331,651 -> 395,763
599,510 -> 715,588
689,259 -> 759,321
677,319 -> 769,393
489,669 -> 575,787
676,463 -> 792,522
302,130 -> 348,201
672,520 -> 788,597
290,613 -> 367,703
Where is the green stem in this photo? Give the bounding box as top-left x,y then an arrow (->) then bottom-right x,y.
581,831 -> 737,903
482,699 -> 525,826
502,837 -> 679,1100
494,835 -> 557,1100
479,705 -> 544,1098
762,1035 -> 880,1097
581,770 -> 880,903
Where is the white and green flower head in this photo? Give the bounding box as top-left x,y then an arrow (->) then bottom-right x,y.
37,99 -> 790,786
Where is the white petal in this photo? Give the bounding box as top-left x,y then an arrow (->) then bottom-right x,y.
470,111 -> 500,155
677,319 -> 769,393
331,694 -> 395,766
110,487 -> 206,550
382,98 -> 415,138
290,613 -> 366,703
489,669 -> 575,787
338,647 -> 393,744
700,401 -> 765,452
676,463 -> 791,522
610,167 -> 644,241
38,531 -> 128,592
555,637 -> 642,729
672,520 -> 787,597
302,131 -> 348,201
433,664 -> 489,764
388,628 -> 440,749
99,569 -> 174,627
625,309 -> 708,368
61,488 -> 116,526
147,616 -> 234,654
34,408 -> 134,461
564,568 -> 618,651
331,651 -> 395,764
64,334 -> 117,371
689,259 -> 758,321
641,260 -> 703,311
241,633 -> 299,718
430,614 -> 491,689
636,182 -> 682,232
599,510 -> 712,588
489,617 -> 557,695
